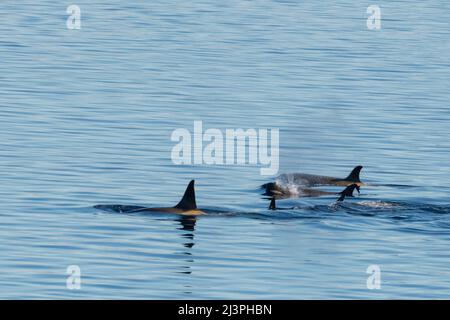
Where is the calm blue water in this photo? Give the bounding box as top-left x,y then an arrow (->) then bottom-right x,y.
1,1 -> 450,299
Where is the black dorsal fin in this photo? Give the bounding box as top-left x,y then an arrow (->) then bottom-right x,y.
344,165 -> 363,182
174,180 -> 197,210
269,197 -> 276,210
337,184 -> 358,202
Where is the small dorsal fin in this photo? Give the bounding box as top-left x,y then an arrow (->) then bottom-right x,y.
337,184 -> 358,202
344,165 -> 363,182
269,197 -> 276,210
174,180 -> 197,210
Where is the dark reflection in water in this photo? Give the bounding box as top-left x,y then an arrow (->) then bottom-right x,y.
174,216 -> 198,295
175,216 -> 197,296
178,216 -> 196,239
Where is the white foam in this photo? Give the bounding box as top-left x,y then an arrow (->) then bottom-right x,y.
356,201 -> 399,208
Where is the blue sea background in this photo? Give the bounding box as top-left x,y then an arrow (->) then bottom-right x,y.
1,1 -> 450,299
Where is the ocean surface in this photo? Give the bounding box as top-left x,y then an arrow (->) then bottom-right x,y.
1,1 -> 450,299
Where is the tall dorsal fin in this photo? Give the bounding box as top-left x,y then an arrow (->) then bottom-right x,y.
337,184 -> 359,202
269,197 -> 276,210
344,165 -> 363,182
174,180 -> 197,210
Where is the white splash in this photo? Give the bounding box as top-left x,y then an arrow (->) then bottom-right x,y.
356,201 -> 400,209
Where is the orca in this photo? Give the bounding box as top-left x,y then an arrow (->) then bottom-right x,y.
337,184 -> 360,202
268,184 -> 360,210
94,180 -> 206,216
268,197 -> 277,210
265,185 -> 341,199
263,165 -> 363,198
